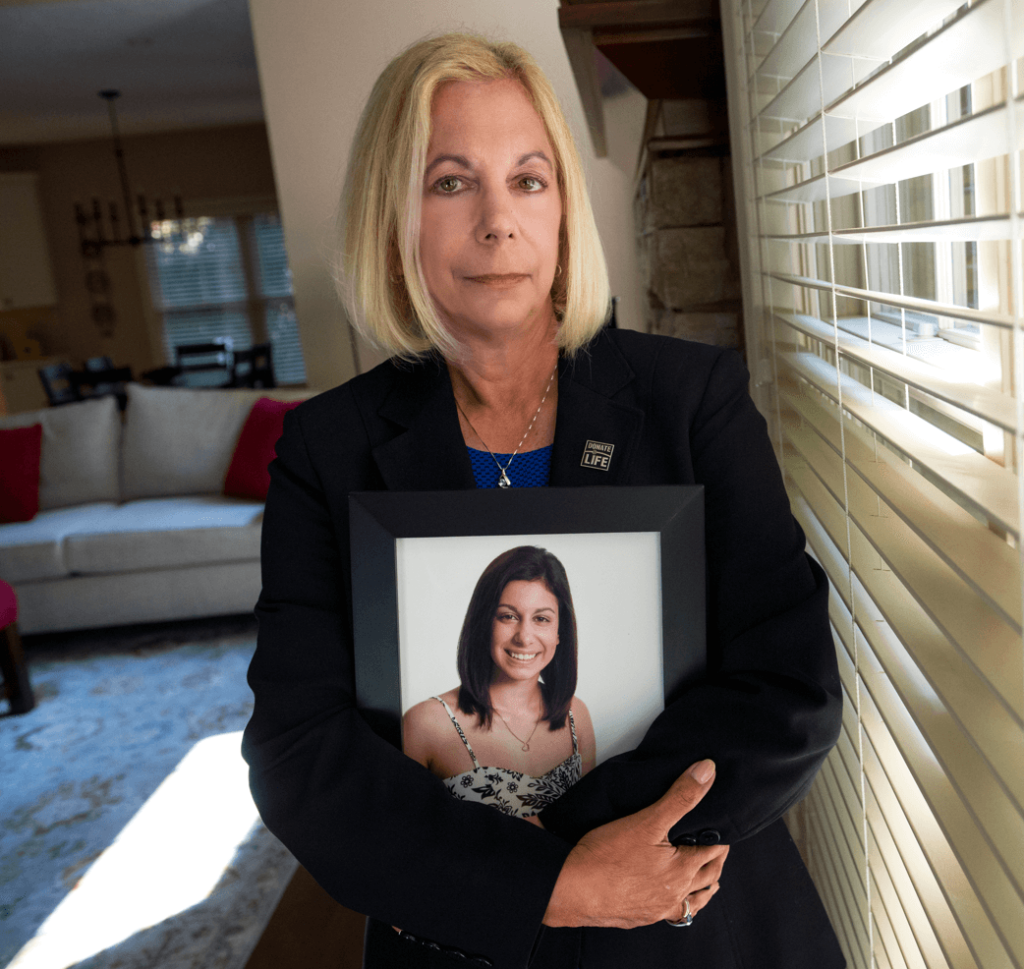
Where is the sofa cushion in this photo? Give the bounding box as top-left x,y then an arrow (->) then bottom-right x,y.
121,384 -> 310,500
0,503 -> 119,582
224,398 -> 302,500
12,561 -> 263,635
62,496 -> 264,574
0,396 -> 120,510
0,424 -> 42,523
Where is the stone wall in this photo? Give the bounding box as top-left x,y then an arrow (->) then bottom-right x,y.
636,152 -> 743,355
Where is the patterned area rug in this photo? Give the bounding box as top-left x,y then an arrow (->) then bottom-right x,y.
0,615 -> 298,969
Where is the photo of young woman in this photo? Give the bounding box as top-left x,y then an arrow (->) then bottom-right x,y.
403,545 -> 596,819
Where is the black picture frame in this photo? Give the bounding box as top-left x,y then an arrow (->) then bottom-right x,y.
349,485 -> 705,753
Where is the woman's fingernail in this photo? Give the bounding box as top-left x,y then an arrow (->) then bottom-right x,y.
688,759 -> 715,784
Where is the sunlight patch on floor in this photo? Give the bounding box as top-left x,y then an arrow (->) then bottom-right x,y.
8,730 -> 259,969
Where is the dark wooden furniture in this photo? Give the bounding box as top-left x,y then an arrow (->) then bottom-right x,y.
0,579 -> 34,715
231,342 -> 276,389
244,865 -> 365,969
174,338 -> 235,388
38,362 -> 81,406
558,0 -> 728,159
68,364 -> 133,410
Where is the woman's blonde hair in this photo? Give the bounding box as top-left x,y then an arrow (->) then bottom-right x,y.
336,32 -> 611,361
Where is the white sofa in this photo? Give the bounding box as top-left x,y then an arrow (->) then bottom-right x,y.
0,383 -> 309,634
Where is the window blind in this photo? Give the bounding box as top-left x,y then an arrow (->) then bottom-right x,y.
719,0 -> 1023,966
249,213 -> 306,386
146,218 -> 253,367
145,213 -> 307,386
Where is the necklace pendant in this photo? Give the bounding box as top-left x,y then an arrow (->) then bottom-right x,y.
522,743 -> 530,751
498,471 -> 511,488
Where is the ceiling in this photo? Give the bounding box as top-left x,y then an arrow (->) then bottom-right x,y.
0,0 -> 264,146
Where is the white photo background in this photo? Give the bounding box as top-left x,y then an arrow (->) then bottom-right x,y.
395,531 -> 663,764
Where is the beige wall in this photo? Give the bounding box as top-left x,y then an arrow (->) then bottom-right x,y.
247,0 -> 645,386
0,123 -> 278,379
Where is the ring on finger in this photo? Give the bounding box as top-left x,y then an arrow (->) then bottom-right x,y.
665,896 -> 693,928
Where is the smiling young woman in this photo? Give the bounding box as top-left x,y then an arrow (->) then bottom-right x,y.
402,547 -> 595,795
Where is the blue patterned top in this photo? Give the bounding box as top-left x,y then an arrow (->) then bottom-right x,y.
467,444 -> 553,488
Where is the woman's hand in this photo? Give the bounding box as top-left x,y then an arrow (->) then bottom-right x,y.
541,759 -> 727,928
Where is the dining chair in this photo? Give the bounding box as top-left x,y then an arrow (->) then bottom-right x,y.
68,365 -> 133,410
38,362 -> 82,406
174,339 -> 234,388
231,343 -> 276,389
0,579 -> 34,715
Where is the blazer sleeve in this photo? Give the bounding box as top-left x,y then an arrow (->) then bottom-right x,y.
538,347 -> 842,847
241,400 -> 572,969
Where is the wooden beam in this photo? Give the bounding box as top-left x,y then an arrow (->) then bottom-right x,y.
559,26 -> 608,158
559,0 -> 719,30
648,134 -> 728,151
593,24 -> 718,43
635,99 -> 662,186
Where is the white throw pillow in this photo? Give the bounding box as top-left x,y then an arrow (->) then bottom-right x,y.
120,383 -> 310,500
0,395 -> 121,510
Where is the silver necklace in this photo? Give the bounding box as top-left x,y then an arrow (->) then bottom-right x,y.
456,366 -> 557,488
494,708 -> 541,751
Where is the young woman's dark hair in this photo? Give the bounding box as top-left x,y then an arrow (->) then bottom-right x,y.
457,545 -> 578,731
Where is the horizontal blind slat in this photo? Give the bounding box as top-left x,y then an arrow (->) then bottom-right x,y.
768,271 -> 1016,329
810,782 -> 873,963
779,351 -> 1020,535
784,420 -> 1024,707
870,868 -> 914,969
864,783 -> 972,968
766,213 -> 1016,244
803,826 -> 862,967
866,830 -> 933,969
830,97 -> 1024,186
826,0 -> 1024,125
761,98 -> 1024,202
759,50 -> 876,122
775,311 -> 1016,431
784,389 -> 1021,631
782,388 -> 1021,631
751,0 -> 809,38
757,111 -> 860,163
819,755 -> 868,874
753,0 -> 853,82
790,467 -> 1024,813
861,716 -> 1020,966
857,622 -> 1024,901
822,0 -> 964,60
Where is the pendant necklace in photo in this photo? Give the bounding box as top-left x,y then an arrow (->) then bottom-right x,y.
456,366 -> 557,488
495,709 -> 541,751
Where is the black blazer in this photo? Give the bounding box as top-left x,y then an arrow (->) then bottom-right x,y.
242,329 -> 845,969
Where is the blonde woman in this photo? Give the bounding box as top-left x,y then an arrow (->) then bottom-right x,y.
243,32 -> 843,969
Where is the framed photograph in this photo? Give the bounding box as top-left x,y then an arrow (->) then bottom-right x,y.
349,486 -> 705,774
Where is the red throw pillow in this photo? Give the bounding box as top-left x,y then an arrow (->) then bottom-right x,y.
224,398 -> 301,501
0,423 -> 43,523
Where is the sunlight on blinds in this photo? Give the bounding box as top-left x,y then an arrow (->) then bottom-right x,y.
720,0 -> 1024,965
145,213 -> 306,386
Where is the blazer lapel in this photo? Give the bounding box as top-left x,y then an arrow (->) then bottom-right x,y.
550,333 -> 645,487
371,361 -> 477,491
370,331 -> 645,491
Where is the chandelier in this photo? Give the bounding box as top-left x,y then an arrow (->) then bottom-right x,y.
73,90 -> 184,258
73,90 -> 188,338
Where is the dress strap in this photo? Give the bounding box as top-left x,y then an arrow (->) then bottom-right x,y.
432,696 -> 481,770
568,709 -> 578,756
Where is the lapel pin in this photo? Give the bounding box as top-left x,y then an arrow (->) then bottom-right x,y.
581,440 -> 614,471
